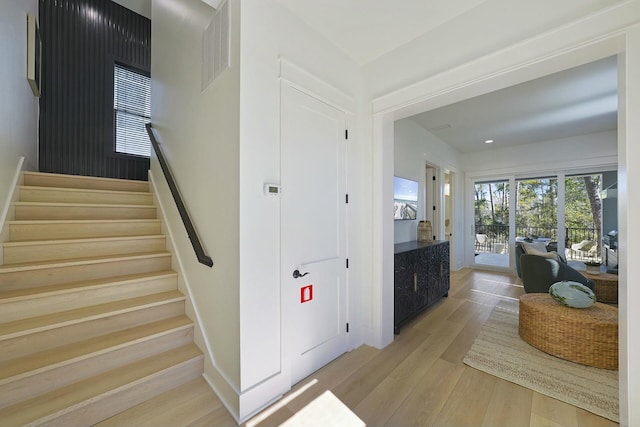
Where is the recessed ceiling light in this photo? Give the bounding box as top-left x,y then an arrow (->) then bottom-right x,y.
485,139 -> 494,144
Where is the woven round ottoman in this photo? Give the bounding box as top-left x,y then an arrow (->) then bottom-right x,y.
581,271 -> 619,304
519,294 -> 618,369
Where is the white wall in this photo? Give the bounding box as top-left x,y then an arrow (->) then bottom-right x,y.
366,2 -> 640,425
0,0 -> 39,227
238,0 -> 364,420
393,118 -> 463,250
462,130 -> 617,176
150,0 -> 242,416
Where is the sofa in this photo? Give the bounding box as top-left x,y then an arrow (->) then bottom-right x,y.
515,241 -> 558,278
520,254 -> 594,293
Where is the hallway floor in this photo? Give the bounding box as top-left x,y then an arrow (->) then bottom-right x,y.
242,269 -> 617,427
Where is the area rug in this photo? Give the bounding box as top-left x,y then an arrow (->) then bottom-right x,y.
463,300 -> 619,422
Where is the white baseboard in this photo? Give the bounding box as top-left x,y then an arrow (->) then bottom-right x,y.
0,157 -> 25,265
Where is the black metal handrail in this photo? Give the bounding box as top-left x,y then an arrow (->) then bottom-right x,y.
146,123 -> 213,267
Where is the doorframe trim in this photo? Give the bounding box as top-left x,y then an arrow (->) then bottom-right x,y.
279,57 -> 355,114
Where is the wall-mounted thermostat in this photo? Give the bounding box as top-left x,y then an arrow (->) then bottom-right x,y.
264,184 -> 281,196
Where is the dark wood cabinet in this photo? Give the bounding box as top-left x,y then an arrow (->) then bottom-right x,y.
394,240 -> 450,334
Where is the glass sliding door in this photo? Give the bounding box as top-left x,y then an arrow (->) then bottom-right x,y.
474,180 -> 510,268
565,174 -> 603,264
516,177 -> 558,251
471,171 -> 615,274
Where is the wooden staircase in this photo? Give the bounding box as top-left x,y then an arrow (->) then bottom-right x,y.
0,172 -> 225,426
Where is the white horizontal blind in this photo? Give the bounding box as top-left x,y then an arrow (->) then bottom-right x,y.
114,65 -> 151,157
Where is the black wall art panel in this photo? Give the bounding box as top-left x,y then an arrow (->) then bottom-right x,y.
39,0 -> 151,180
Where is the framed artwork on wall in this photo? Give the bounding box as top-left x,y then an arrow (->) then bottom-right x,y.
27,14 -> 42,97
394,176 -> 419,220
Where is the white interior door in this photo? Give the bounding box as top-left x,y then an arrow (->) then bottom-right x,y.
281,83 -> 348,385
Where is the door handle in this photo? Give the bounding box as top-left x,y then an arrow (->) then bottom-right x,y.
293,269 -> 309,279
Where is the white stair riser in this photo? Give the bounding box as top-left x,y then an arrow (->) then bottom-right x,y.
0,301 -> 185,363
14,204 -> 157,220
0,327 -> 194,410
4,237 -> 166,264
0,254 -> 172,291
31,356 -> 203,427
23,173 -> 149,193
9,221 -> 162,242
0,275 -> 177,323
19,187 -> 153,206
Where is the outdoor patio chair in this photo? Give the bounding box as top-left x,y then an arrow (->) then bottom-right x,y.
475,233 -> 488,252
571,239 -> 596,254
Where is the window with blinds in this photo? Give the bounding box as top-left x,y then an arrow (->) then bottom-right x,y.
114,64 -> 151,157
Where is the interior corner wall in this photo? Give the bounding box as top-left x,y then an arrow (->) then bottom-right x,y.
38,0 -> 151,180
150,0 -> 242,416
0,0 -> 39,209
238,0 -> 365,419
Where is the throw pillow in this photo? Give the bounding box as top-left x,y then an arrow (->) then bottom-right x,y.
521,241 -> 548,254
527,247 -> 560,261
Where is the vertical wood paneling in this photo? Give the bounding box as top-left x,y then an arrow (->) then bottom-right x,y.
39,0 -> 151,180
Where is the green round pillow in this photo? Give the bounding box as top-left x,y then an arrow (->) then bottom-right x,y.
549,281 -> 596,308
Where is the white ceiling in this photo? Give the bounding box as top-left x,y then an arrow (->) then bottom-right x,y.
272,0 -> 488,65
409,56 -> 618,153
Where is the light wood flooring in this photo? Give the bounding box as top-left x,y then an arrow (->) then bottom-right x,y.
239,268 -> 619,427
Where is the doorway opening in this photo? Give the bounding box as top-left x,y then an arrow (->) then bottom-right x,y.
473,179 -> 510,269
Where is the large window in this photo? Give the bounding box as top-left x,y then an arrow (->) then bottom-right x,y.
114,64 -> 151,157
516,176 -> 558,243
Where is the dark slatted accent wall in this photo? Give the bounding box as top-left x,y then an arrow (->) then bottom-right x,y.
39,0 -> 151,180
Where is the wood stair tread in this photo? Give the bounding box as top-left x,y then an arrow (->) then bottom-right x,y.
95,377 -> 220,427
23,171 -> 149,192
8,218 -> 161,225
3,234 -> 165,248
0,291 -> 185,340
0,270 -> 177,301
7,219 -> 163,242
0,251 -> 170,274
19,184 -> 153,196
0,344 -> 202,427
13,201 -> 156,208
0,316 -> 193,385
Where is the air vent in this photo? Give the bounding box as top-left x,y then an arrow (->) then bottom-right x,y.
202,1 -> 230,90
428,124 -> 451,132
